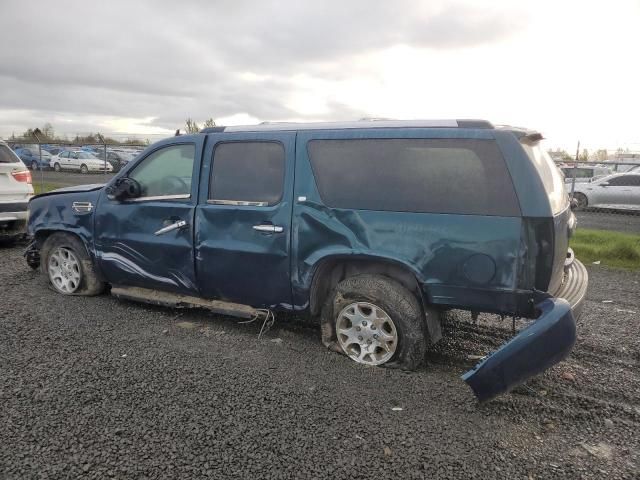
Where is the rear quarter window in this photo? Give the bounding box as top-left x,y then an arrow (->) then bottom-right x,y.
307,138 -> 520,216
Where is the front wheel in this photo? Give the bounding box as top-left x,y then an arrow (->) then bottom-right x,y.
53,162 -> 61,172
31,161 -> 38,170
41,232 -> 105,295
321,274 -> 427,370
80,164 -> 88,174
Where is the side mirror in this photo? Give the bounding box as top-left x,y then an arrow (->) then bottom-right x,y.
106,177 -> 141,201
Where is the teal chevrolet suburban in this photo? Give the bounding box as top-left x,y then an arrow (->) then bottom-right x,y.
26,119 -> 588,401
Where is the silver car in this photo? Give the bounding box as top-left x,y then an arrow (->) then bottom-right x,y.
572,172 -> 640,211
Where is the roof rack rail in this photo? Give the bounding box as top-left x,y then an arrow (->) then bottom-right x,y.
200,119 -> 494,134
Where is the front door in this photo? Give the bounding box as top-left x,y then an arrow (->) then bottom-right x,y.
194,132 -> 295,308
94,138 -> 204,294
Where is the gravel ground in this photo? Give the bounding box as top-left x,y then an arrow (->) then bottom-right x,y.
575,210 -> 640,234
1,245 -> 639,479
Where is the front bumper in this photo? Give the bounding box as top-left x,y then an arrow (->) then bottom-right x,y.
461,258 -> 588,402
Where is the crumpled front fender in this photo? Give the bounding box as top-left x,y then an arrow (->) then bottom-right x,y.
461,298 -> 576,403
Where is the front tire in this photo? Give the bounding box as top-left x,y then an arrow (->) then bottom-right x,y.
80,164 -> 89,174
41,232 -> 105,295
31,161 -> 38,170
321,274 -> 427,370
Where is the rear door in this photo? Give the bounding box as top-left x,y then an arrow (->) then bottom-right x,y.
194,132 -> 295,308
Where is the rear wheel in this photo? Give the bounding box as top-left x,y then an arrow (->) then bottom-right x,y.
573,192 -> 588,210
41,232 -> 105,295
53,162 -> 61,172
31,160 -> 38,170
80,164 -> 88,174
321,274 -> 426,370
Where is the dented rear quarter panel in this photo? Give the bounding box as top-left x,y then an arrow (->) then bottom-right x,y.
291,128 -> 526,314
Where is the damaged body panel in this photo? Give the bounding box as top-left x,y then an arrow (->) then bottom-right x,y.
26,119 -> 588,402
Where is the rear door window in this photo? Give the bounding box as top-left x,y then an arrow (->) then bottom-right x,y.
209,141 -> 285,206
608,175 -> 640,187
307,138 -> 520,216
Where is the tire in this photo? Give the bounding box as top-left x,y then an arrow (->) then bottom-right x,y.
53,162 -> 61,172
320,274 -> 426,370
40,232 -> 105,296
80,164 -> 89,174
31,161 -> 38,170
573,192 -> 588,210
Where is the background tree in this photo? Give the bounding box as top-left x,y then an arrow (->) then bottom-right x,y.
184,118 -> 200,134
202,118 -> 216,128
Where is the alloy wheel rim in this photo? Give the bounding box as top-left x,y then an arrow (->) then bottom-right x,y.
48,247 -> 81,294
336,302 -> 397,365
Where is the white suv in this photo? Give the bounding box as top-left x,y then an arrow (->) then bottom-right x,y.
0,141 -> 34,243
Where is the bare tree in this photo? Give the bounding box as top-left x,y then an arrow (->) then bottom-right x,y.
202,118 -> 216,128
184,118 -> 200,134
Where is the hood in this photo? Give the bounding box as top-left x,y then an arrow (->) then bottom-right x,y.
32,183 -> 104,199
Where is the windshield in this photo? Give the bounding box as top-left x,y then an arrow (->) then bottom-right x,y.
521,140 -> 568,214
562,167 -> 594,179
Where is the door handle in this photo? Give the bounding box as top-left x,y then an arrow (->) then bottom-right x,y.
253,224 -> 284,233
155,220 -> 187,235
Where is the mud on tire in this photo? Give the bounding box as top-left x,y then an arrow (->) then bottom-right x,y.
320,274 -> 427,370
40,232 -> 105,296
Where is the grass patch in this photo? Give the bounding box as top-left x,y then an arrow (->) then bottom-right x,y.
571,228 -> 640,270
33,183 -> 62,194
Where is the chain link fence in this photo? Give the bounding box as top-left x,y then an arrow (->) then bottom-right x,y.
4,136 -> 639,236
4,138 -> 148,195
557,161 -> 640,235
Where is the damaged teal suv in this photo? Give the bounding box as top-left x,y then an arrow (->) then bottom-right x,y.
26,119 -> 587,402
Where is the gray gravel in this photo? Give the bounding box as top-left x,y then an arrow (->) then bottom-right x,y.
1,245 -> 639,479
575,210 -> 640,234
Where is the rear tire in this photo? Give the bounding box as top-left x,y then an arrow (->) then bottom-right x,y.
573,192 -> 588,210
53,162 -> 61,172
80,164 -> 88,174
320,274 -> 426,370
41,232 -> 105,296
31,161 -> 38,170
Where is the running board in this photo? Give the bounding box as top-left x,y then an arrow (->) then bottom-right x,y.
110,286 -> 258,319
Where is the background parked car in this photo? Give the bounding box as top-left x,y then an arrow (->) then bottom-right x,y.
93,150 -> 134,172
47,146 -> 71,156
561,165 -> 612,184
0,141 -> 33,244
572,172 -> 640,210
15,146 -> 52,170
50,150 -> 113,173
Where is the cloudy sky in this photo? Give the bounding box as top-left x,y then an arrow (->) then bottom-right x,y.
0,0 -> 638,150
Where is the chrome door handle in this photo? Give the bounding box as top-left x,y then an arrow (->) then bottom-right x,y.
155,220 -> 187,235
253,224 -> 284,233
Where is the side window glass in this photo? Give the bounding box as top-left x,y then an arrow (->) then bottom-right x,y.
209,142 -> 285,206
129,144 -> 195,198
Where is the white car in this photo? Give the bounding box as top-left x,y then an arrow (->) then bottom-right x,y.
572,172 -> 640,211
0,141 -> 34,243
50,150 -> 113,174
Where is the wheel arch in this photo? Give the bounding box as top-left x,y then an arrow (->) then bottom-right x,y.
308,255 -> 442,343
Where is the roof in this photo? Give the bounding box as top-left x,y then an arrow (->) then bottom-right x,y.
200,119 -> 494,134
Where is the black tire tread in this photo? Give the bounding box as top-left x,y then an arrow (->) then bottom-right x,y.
320,274 -> 426,370
40,232 -> 105,296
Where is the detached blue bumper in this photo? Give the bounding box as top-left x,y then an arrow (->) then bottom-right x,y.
462,259 -> 588,403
